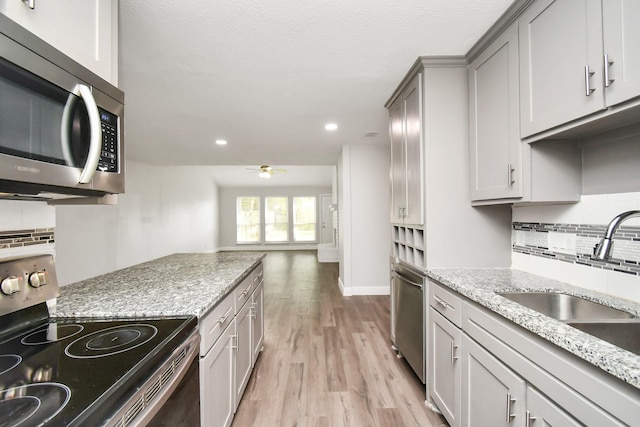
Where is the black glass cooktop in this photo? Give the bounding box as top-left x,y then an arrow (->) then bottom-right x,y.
0,309 -> 196,426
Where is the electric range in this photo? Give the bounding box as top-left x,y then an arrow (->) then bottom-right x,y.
0,255 -> 198,427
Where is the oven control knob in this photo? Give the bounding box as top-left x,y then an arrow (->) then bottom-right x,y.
1,276 -> 21,295
29,271 -> 47,288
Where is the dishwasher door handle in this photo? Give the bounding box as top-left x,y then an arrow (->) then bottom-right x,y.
393,272 -> 424,289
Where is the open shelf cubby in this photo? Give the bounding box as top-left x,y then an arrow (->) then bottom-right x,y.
391,225 -> 425,268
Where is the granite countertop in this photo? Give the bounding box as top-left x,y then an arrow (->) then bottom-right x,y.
54,252 -> 266,319
426,268 -> 640,389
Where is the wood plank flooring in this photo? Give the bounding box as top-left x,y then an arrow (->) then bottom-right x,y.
232,250 -> 448,427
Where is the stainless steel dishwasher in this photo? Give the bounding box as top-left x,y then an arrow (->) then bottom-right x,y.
391,259 -> 426,383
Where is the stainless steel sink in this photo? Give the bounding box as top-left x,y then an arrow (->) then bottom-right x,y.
566,321 -> 640,355
497,292 -> 636,321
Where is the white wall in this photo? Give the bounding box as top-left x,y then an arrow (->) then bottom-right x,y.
217,186 -> 331,249
0,200 -> 55,258
338,144 -> 391,296
55,160 -> 219,285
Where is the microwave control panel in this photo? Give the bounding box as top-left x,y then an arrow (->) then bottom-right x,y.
98,109 -> 119,173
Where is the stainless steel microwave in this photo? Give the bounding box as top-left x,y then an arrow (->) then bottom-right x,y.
0,14 -> 124,201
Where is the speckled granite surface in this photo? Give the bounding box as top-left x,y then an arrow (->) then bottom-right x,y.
426,268 -> 640,389
54,252 -> 266,319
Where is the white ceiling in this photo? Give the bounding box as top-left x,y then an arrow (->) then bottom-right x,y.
118,0 -> 514,185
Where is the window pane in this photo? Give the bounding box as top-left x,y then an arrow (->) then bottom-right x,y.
293,197 -> 316,242
237,197 -> 260,242
265,197 -> 288,242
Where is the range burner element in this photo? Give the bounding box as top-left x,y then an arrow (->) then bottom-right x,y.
65,324 -> 158,358
21,324 -> 84,346
0,355 -> 21,376
0,383 -> 70,427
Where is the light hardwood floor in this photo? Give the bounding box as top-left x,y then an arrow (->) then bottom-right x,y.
232,250 -> 448,427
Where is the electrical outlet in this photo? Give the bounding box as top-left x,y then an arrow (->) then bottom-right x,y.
548,232 -> 576,255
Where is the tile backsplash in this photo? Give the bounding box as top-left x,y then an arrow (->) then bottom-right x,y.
0,228 -> 55,258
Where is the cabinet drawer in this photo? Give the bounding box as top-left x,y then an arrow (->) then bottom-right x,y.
199,293 -> 235,356
235,275 -> 254,311
252,263 -> 264,287
430,281 -> 462,328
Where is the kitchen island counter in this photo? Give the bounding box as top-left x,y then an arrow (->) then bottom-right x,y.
54,252 -> 266,319
427,268 -> 640,389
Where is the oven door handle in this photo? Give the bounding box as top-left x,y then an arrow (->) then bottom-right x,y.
106,330 -> 201,427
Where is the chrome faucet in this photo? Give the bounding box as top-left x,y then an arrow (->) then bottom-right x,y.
593,210 -> 640,260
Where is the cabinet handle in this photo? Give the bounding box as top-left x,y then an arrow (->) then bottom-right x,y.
506,393 -> 517,423
450,341 -> 459,364
604,54 -> 615,87
231,335 -> 238,351
22,0 -> 35,9
507,163 -> 515,186
434,295 -> 451,310
216,310 -> 231,325
526,411 -> 537,427
584,65 -> 596,96
241,285 -> 251,297
250,303 -> 257,319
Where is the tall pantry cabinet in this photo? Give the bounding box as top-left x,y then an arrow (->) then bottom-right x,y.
386,57 -> 511,271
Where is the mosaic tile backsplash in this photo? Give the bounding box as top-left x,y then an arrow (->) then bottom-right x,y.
512,222 -> 640,276
0,228 -> 55,250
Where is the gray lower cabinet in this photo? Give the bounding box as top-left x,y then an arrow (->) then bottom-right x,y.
461,334 -> 526,427
199,262 -> 265,426
234,297 -> 253,411
251,281 -> 264,365
200,321 -> 235,427
425,278 -> 639,426
429,308 -> 461,427
526,385 -> 583,427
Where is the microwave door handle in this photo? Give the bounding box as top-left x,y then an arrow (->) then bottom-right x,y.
60,93 -> 77,167
75,84 -> 102,184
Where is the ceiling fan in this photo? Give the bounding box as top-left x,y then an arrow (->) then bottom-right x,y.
246,165 -> 287,179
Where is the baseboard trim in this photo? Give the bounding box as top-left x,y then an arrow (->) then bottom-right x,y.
218,245 -> 317,252
339,282 -> 390,297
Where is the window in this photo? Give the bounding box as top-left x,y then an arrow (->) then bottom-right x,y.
236,197 -> 260,242
293,197 -> 316,242
236,195 -> 318,244
265,197 -> 288,242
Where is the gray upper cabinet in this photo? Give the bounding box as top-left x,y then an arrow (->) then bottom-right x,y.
389,74 -> 424,225
469,23 -> 522,201
519,0 -> 605,138
602,0 -> 640,107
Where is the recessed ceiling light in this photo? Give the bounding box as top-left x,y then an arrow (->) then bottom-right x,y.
215,139 -> 227,145
324,123 -> 338,131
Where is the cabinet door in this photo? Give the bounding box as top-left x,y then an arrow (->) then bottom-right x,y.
235,299 -> 253,411
403,74 -> 423,225
602,0 -> 640,107
526,386 -> 583,427
469,23 -> 521,201
519,0 -> 604,137
200,321 -> 235,427
389,98 -> 405,222
0,0 -> 117,84
461,335 -> 526,427
429,309 -> 461,427
251,281 -> 264,365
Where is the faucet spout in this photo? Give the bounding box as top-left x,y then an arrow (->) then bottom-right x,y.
593,210 -> 640,260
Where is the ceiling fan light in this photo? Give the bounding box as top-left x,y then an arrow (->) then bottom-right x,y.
259,171 -> 271,179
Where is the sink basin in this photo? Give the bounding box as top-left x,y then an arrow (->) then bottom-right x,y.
566,321 -> 640,355
497,292 -> 636,321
